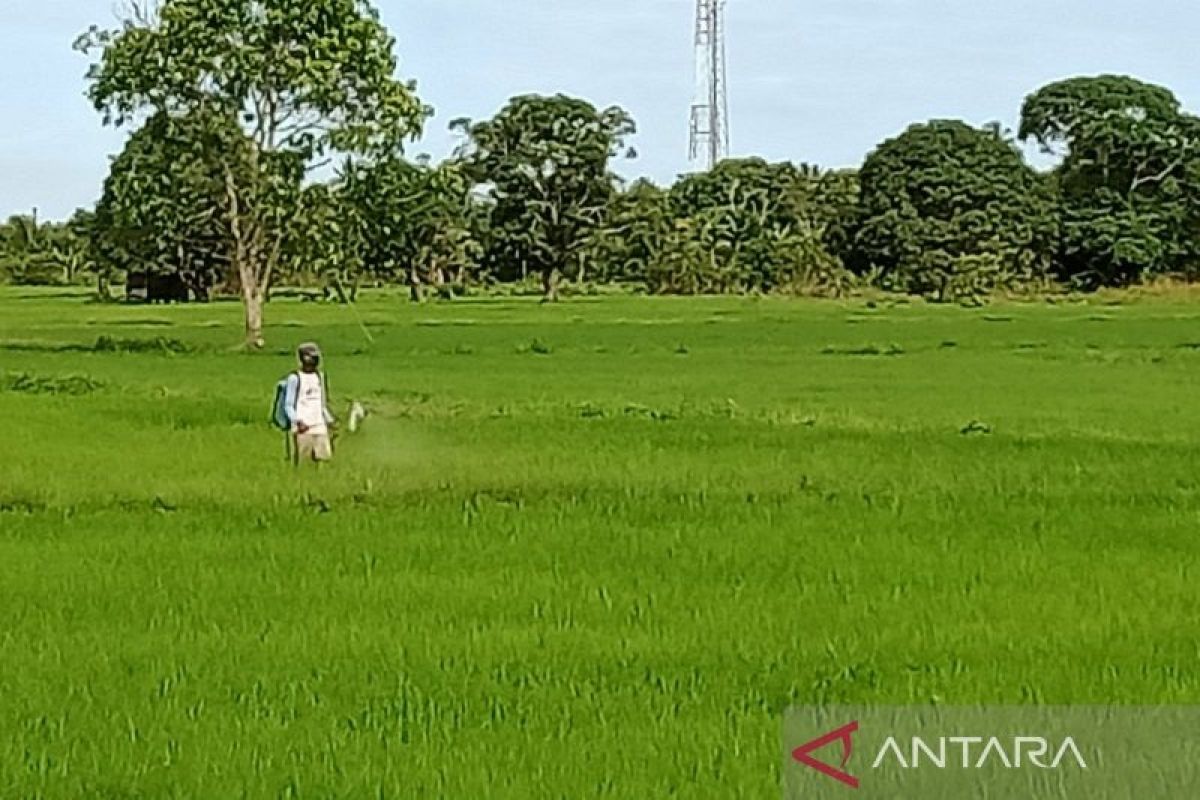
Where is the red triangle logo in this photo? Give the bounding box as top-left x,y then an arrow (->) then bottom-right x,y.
792,721 -> 860,789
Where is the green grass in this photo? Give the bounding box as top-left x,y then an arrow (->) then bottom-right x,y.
3,287 -> 1200,798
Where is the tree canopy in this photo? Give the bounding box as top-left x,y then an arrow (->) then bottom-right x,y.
342,157 -> 482,301
79,0 -> 428,345
1021,76 -> 1200,287
453,94 -> 636,301
11,35 -> 1200,310
852,120 -> 1060,301
92,110 -> 242,301
662,159 -> 847,294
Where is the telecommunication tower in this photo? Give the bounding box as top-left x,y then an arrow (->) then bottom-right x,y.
689,0 -> 730,170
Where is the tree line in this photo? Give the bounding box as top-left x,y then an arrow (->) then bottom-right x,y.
2,1 -> 1198,347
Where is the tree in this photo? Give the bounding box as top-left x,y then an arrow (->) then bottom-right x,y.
411,163 -> 485,299
0,212 -> 87,286
661,159 -> 847,294
453,95 -> 636,302
276,180 -> 364,302
92,110 -> 237,301
851,120 -> 1059,301
79,0 -> 428,346
805,169 -> 860,270
68,210 -> 119,300
0,214 -> 50,284
342,158 -> 482,302
52,211 -> 98,287
1019,75 -> 1183,159
1020,76 -> 1200,287
583,179 -> 671,286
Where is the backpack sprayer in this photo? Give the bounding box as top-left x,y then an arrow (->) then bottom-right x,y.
270,343 -> 370,461
268,300 -> 377,458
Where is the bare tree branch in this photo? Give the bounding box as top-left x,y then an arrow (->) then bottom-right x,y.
1131,143 -> 1194,194
114,0 -> 160,28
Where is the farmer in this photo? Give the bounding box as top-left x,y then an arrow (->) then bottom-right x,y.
284,342 -> 336,464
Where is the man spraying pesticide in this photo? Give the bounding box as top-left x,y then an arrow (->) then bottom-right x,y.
272,343 -> 336,465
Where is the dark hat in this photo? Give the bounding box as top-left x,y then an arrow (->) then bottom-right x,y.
298,342 -> 322,362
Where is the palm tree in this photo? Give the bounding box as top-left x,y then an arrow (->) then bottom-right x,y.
1,212 -> 52,283
0,210 -> 91,286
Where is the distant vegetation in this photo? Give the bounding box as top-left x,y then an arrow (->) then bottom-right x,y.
2,1 -> 1198,345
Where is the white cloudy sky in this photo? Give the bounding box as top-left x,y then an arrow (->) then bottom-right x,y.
2,0 -> 1196,219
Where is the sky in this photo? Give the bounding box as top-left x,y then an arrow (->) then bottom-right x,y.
2,0 -> 1196,220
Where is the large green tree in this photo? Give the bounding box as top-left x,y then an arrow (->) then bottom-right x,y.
663,158 -> 847,294
452,95 -> 635,302
274,180 -> 364,302
342,158 -> 482,302
92,110 -> 238,301
582,179 -> 672,286
852,120 -> 1059,301
1020,76 -> 1200,287
79,0 -> 428,346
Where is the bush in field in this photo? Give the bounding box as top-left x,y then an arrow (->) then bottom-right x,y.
851,120 -> 1059,302
1,372 -> 104,396
277,181 -> 368,304
92,335 -> 193,355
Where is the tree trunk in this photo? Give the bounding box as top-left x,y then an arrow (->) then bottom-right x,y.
242,281 -> 266,349
233,239 -> 266,347
330,276 -> 350,305
432,266 -> 452,300
408,267 -> 424,303
541,268 -> 560,303
226,164 -> 266,349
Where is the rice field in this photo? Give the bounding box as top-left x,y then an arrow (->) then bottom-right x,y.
3,287 -> 1199,798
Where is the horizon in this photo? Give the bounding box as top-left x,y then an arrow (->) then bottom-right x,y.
2,0 -> 1196,220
